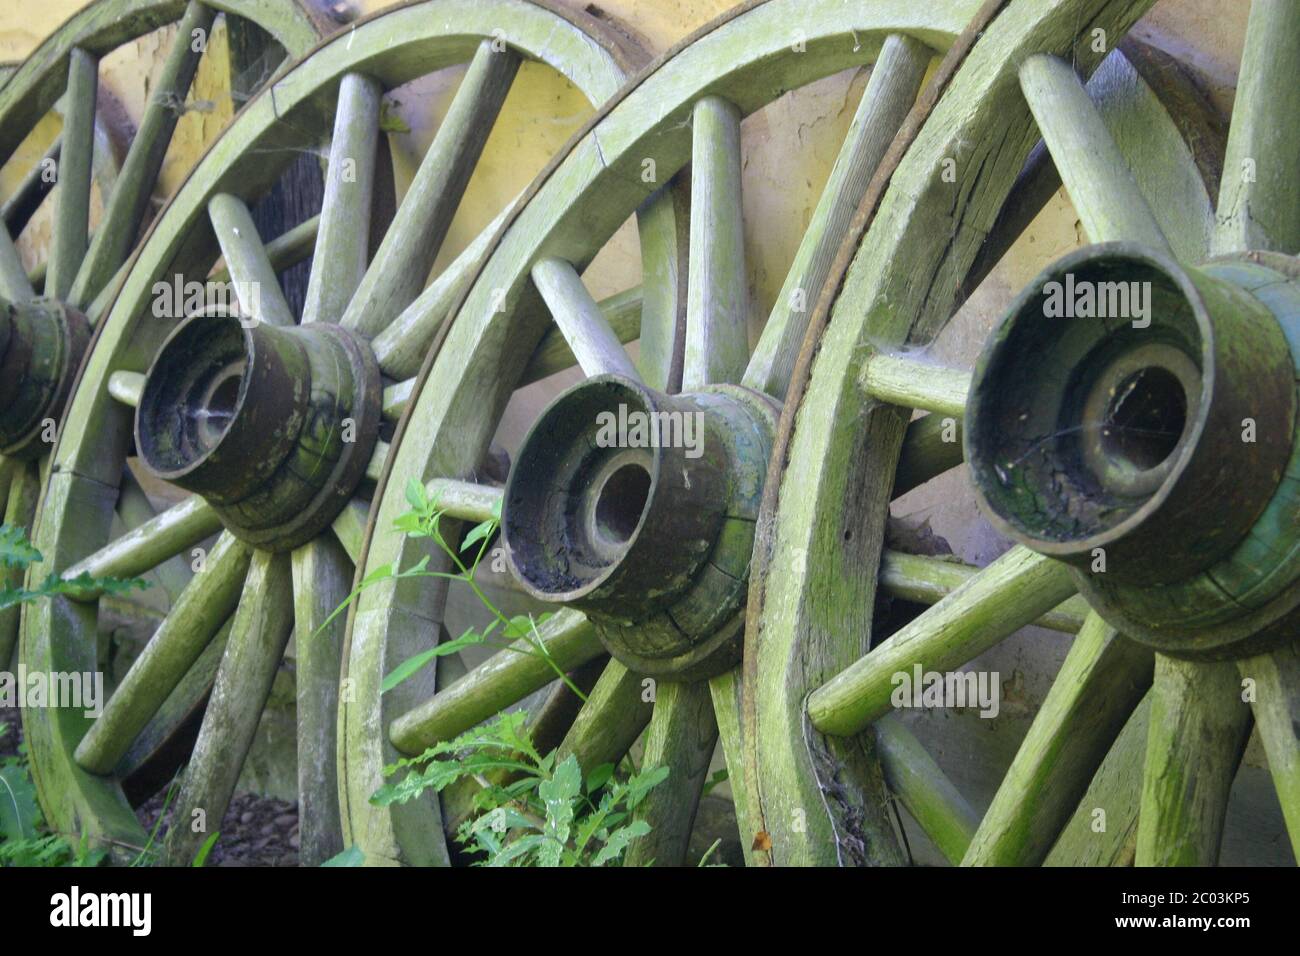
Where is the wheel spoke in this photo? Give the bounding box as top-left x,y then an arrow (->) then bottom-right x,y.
424,478 -> 501,523
876,714 -> 980,866
73,533 -> 251,775
370,196 -> 517,379
106,370 -> 144,408
684,96 -> 746,390
364,440 -> 389,482
61,494 -> 222,594
1238,645 -> 1300,859
117,618 -> 232,804
807,546 -> 1077,737
45,47 -> 98,301
893,413 -> 965,497
379,285 -> 645,421
388,610 -> 603,755
745,34 -> 930,398
302,72 -> 382,326
340,41 -> 520,338
84,258 -> 132,324
961,613 -> 1153,865
1214,0 -> 1300,254
633,182 -> 688,393
0,225 -> 35,301
292,75 -> 364,851
1044,692 -> 1149,866
624,680 -> 718,866
524,285 -> 643,385
531,257 -> 640,381
1,136 -> 60,236
207,193 -> 295,326
164,549 -> 294,865
1136,655 -> 1252,866
525,656 -> 608,756
556,659 -> 651,772
116,467 -> 193,604
1019,54 -> 1169,250
209,214 -> 320,285
706,670 -> 754,851
291,533 -> 351,864
331,497 -> 369,564
860,353 -> 969,418
879,549 -> 1090,634
69,2 -> 215,308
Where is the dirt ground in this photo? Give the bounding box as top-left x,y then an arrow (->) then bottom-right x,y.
3,705 -> 301,866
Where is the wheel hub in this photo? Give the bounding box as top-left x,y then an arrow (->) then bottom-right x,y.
502,374 -> 778,680
0,297 -> 90,458
968,243 -> 1300,659
135,313 -> 381,551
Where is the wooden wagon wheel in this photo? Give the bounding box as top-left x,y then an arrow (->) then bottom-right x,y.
0,0 -> 330,667
336,0 -> 1225,868
20,0 -> 649,865
747,0 -> 1299,866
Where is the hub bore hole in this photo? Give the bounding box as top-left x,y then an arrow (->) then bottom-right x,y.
594,463 -> 651,545
198,364 -> 244,448
1100,367 -> 1186,472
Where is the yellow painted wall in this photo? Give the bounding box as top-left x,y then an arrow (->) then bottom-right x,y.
0,0 -> 1250,327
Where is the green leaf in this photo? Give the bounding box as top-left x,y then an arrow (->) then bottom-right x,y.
585,763 -> 615,795
322,845 -> 366,867
0,524 -> 41,570
460,518 -> 497,554
623,764 -> 670,810
503,615 -> 539,640
538,754 -> 582,865
592,820 -> 651,866
0,571 -> 149,612
191,832 -> 220,867
380,629 -> 485,694
405,477 -> 429,512
0,763 -> 40,841
487,834 -> 548,867
702,767 -> 729,797
309,556 -> 431,641
392,512 -> 425,536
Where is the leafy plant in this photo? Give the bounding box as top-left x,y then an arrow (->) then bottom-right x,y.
374,711 -> 668,866
316,480 -> 671,866
0,522 -> 148,611
0,725 -> 106,868
0,522 -> 147,867
316,480 -> 582,700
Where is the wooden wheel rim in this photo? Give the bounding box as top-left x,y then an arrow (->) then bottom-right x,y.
21,0 -> 647,862
341,0 -> 989,866
749,0 -> 1299,867
0,0 -> 330,692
